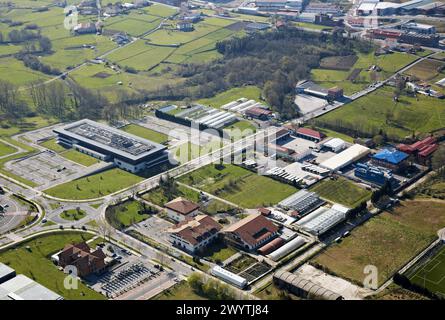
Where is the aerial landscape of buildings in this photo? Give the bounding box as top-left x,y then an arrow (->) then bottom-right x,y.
0,0 -> 444,308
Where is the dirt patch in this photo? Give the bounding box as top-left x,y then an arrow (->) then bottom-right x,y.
347,68 -> 362,81
224,21 -> 247,31
319,55 -> 358,71
404,59 -> 445,81
93,72 -> 112,78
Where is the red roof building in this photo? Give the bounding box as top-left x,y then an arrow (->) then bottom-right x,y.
396,136 -> 439,162
295,127 -> 325,142
223,213 -> 279,250
245,107 -> 272,120
57,242 -> 106,277
168,215 -> 222,253
165,197 -> 200,222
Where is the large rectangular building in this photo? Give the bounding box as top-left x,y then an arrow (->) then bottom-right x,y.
320,144 -> 370,172
54,119 -> 169,173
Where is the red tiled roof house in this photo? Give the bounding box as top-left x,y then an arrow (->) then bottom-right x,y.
223,213 -> 279,251
168,215 -> 222,253
57,242 -> 106,277
165,197 -> 200,223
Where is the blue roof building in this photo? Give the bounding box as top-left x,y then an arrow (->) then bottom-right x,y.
371,148 -> 409,170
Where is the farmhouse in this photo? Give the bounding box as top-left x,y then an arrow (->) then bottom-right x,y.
73,22 -> 101,34
371,148 -> 409,171
165,197 -> 200,222
56,242 -> 107,277
53,119 -> 169,173
223,213 -> 279,250
168,215 -> 222,253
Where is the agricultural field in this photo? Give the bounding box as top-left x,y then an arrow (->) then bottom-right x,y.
120,124 -> 168,144
44,168 -> 144,200
405,245 -> 445,298
312,200 -> 445,286
0,232 -> 105,300
309,176 -> 371,208
311,51 -> 418,95
197,86 -> 264,109
178,164 -> 297,208
316,85 -> 445,140
404,59 -> 445,81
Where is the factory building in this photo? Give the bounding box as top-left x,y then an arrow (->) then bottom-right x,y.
320,144 -> 371,172
371,148 -> 409,171
273,270 -> 344,300
401,22 -> 436,34
322,138 -> 347,153
397,136 -> 439,163
53,119 -> 169,173
295,127 -> 325,142
0,263 -> 62,300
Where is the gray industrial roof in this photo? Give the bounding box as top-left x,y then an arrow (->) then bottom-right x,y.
0,263 -> 15,281
0,274 -> 63,300
54,119 -> 166,161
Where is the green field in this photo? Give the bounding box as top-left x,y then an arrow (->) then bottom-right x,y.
60,208 -> 87,221
153,281 -> 207,300
316,85 -> 445,140
60,149 -> 100,167
312,200 -> 445,286
40,138 -> 67,152
105,200 -> 149,229
405,245 -> 445,298
197,240 -> 237,263
120,124 -> 168,144
197,86 -> 264,109
311,51 -> 418,95
0,140 -> 17,157
178,164 -> 297,208
310,177 -> 371,208
0,232 -> 105,300
44,168 -> 144,200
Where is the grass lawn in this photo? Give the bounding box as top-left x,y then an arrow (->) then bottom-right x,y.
313,127 -> 355,143
255,282 -> 300,300
60,208 -> 87,221
311,51 -> 418,95
197,239 -> 237,263
60,149 -> 100,167
312,200 -> 445,286
0,232 -> 105,300
178,164 -> 298,208
309,176 -> 371,208
44,168 -> 144,200
142,183 -> 235,215
40,138 -> 67,153
105,200 -> 149,229
197,86 -> 264,109
120,124 -> 168,144
152,281 -> 207,300
0,140 -> 17,157
316,85 -> 445,140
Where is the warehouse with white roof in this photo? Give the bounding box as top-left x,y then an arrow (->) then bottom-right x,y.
320,144 -> 370,172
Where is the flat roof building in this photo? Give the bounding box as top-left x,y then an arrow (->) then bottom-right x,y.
0,263 -> 16,284
0,274 -> 63,300
54,119 -> 168,173
320,144 -> 370,171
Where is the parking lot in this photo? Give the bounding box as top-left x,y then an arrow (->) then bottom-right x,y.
4,150 -> 87,188
17,124 -> 61,144
294,94 -> 328,116
130,215 -> 173,246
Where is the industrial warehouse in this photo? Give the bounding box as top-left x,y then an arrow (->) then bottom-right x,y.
53,119 -> 169,173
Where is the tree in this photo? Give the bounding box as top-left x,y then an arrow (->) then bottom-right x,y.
38,36 -> 52,52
